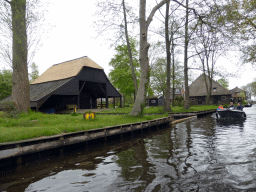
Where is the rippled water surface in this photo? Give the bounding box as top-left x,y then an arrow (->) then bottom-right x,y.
1,106 -> 256,192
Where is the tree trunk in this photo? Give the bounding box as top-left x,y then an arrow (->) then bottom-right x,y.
171,34 -> 175,107
123,94 -> 126,107
129,0 -> 165,116
165,0 -> 171,112
203,72 -> 210,104
11,0 -> 30,113
122,0 -> 138,96
183,0 -> 190,110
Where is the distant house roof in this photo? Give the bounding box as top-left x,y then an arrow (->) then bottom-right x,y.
31,56 -> 103,84
229,86 -> 245,98
189,74 -> 230,97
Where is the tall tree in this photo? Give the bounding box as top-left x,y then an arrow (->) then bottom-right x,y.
3,0 -> 30,112
183,0 -> 190,109
164,0 -> 171,112
122,0 -> 138,96
29,62 -> 39,82
95,0 -> 138,95
219,0 -> 256,66
217,78 -> 229,89
0,0 -> 48,67
109,40 -> 140,106
129,0 -> 166,116
150,58 -> 167,97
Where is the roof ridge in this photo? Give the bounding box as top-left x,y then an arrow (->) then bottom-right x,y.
52,56 -> 87,66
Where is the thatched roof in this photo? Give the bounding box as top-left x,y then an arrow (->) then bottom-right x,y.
189,74 -> 230,97
31,56 -> 103,84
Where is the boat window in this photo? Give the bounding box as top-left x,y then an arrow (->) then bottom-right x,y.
221,96 -> 226,100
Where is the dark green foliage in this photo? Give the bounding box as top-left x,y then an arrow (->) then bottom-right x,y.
71,112 -> 79,116
174,96 -> 184,107
0,101 -> 21,118
0,69 -> 12,100
217,78 -> 229,89
109,38 -> 140,98
223,104 -> 229,108
29,62 -> 39,83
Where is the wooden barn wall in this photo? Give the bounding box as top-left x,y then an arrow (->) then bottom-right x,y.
189,95 -> 231,105
77,67 -> 121,97
146,98 -> 158,106
79,92 -> 97,109
39,95 -> 78,111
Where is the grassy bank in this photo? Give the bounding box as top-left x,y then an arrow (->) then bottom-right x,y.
0,111 -> 168,143
99,105 -> 218,114
0,105 -> 217,143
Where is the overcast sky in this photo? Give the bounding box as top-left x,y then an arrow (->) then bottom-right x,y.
32,1 -> 115,76
2,0 -> 255,91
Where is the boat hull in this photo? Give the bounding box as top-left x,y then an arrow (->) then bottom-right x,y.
216,109 -> 246,119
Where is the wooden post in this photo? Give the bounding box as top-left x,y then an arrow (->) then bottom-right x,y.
106,96 -> 109,108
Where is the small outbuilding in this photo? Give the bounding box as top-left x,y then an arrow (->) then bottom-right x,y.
3,56 -> 122,112
229,86 -> 246,103
189,74 -> 231,105
146,96 -> 158,106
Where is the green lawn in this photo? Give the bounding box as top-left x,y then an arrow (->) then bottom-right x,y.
0,105 -> 218,143
0,111 -> 168,143
100,105 -> 218,114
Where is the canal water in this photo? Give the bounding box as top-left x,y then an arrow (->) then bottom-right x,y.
1,105 -> 256,192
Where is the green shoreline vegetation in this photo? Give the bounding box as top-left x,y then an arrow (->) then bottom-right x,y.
101,105 -> 218,114
0,105 -> 218,143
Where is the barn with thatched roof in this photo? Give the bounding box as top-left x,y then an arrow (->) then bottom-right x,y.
189,74 -> 231,105
4,56 -> 122,112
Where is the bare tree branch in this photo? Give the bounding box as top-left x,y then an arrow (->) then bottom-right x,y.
3,0 -> 11,4
146,0 -> 166,29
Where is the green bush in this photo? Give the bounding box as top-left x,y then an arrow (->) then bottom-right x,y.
71,112 -> 79,116
223,104 -> 229,108
174,96 -> 184,107
0,101 -> 21,118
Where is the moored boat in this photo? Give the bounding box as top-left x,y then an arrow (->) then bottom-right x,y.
244,103 -> 252,107
216,108 -> 246,119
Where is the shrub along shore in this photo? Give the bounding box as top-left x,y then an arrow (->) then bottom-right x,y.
0,105 -> 218,143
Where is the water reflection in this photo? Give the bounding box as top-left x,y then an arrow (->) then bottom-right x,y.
216,118 -> 245,128
1,106 -> 256,191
